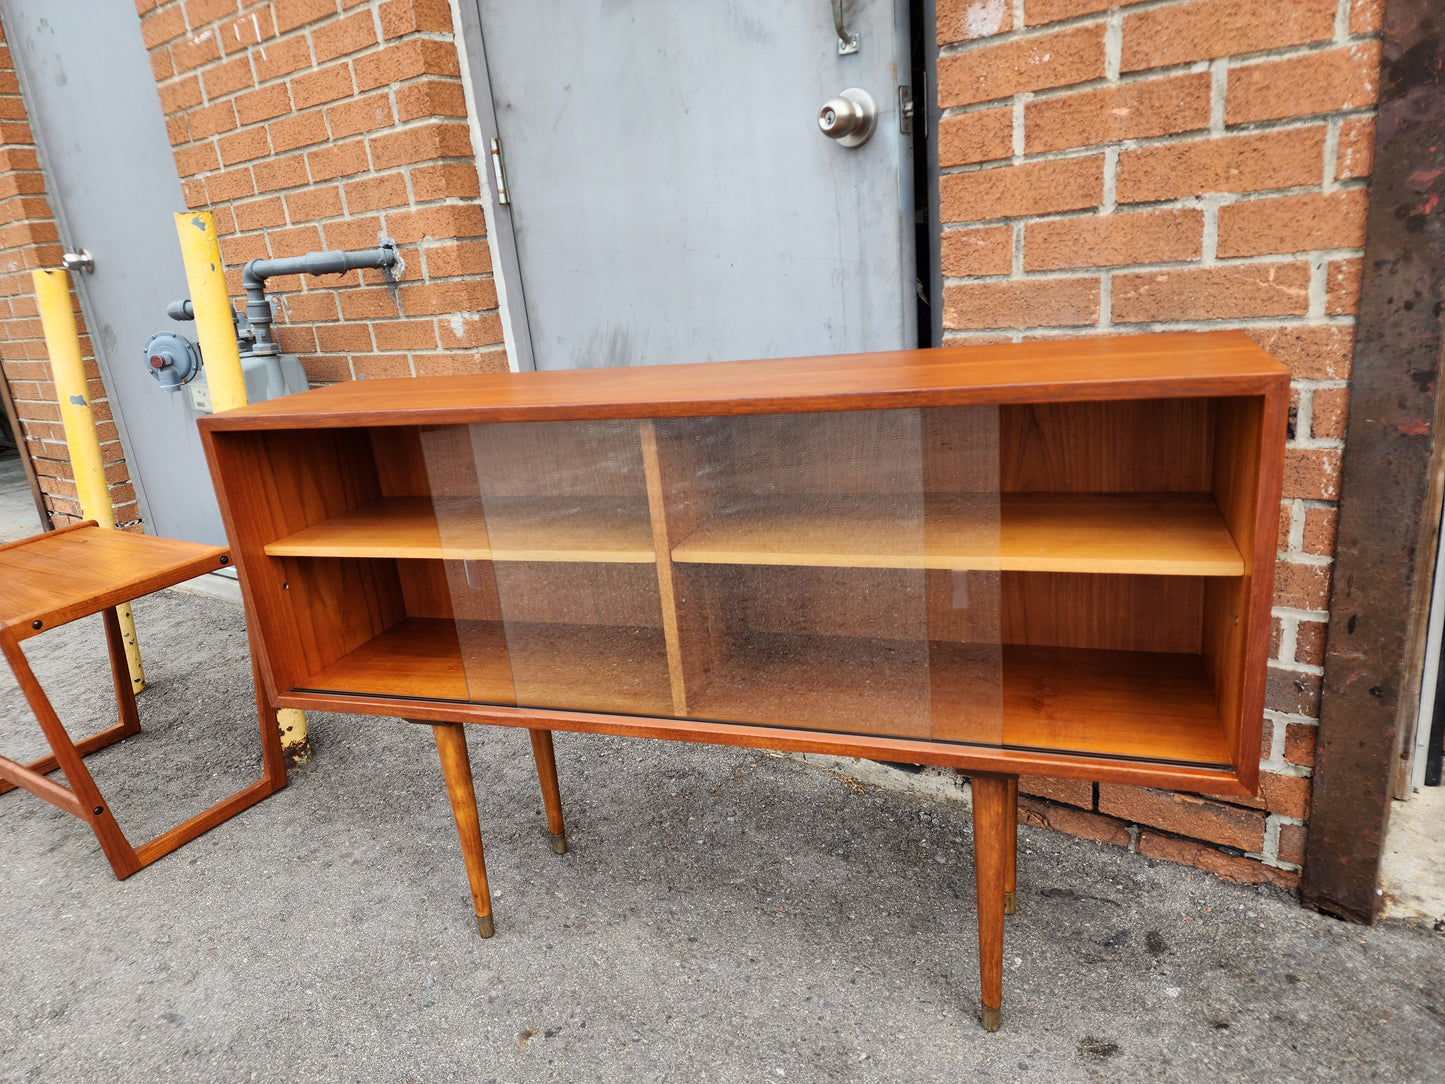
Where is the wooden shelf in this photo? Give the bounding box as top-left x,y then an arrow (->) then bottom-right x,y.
296,616 -> 672,716
993,644 -> 1226,766
669,492 -> 1244,576
686,631 -> 935,739
685,634 -> 1228,767
264,495 -> 655,563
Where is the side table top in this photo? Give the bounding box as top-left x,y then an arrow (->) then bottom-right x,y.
0,523 -> 229,640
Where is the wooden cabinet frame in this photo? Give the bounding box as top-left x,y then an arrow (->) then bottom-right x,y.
200,331 -> 1287,1029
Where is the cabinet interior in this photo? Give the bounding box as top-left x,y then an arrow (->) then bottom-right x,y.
219,393 -> 1263,771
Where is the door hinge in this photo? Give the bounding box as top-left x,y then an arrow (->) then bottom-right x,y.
899,86 -> 913,135
490,137 -> 510,206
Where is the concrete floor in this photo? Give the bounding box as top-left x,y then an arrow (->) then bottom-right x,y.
1382,785 -> 1445,924
0,452 -> 43,544
1,452 -> 1444,1082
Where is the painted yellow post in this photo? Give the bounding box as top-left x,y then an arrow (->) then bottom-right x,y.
32,268 -> 146,693
174,211 -> 310,763
173,211 -> 248,412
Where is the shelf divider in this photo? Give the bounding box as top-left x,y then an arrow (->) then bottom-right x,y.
638,419 -> 690,715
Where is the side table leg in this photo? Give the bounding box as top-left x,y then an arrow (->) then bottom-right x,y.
972,772 -> 1010,1031
528,729 -> 567,854
102,608 -> 141,738
431,722 -> 495,938
1004,776 -> 1018,916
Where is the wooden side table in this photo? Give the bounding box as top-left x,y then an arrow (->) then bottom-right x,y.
0,521 -> 287,877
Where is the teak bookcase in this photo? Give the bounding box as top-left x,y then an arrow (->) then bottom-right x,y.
199,331 -> 1288,1030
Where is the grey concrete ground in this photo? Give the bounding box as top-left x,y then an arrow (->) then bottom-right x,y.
1,587 -> 1443,1084
0,453 -> 43,544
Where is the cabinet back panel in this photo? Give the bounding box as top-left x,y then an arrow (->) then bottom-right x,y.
415,425 -> 481,500
735,565 -> 928,640
728,410 -> 922,496
396,558 -> 506,622
280,555 -> 407,676
1000,400 -> 1214,493
369,426 -> 432,498
492,561 -> 665,628
470,419 -> 646,498
927,570 -> 1003,644
923,406 -> 1002,493
994,572 -> 1202,654
651,416 -> 736,543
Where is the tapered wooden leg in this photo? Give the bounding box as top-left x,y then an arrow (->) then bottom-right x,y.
972,773 -> 1011,1031
431,722 -> 495,937
528,728 -> 567,853
1004,776 -> 1018,916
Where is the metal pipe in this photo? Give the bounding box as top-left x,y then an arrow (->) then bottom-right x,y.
174,212 -> 312,764
242,242 -> 398,356
32,268 -> 146,693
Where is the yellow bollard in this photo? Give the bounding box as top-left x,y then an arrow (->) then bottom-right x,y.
174,211 -> 310,764
32,268 -> 146,693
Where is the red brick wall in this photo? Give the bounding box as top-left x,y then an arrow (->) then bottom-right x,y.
0,21 -> 139,529
938,0 -> 1383,887
0,2 -> 1388,887
137,0 -> 506,383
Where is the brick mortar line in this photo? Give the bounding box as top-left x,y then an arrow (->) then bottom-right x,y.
1276,547 -> 1336,567
1267,658 -> 1326,678
1265,707 -> 1320,726
1276,615 -> 1300,665
1223,108 -> 1377,137
942,189 -> 1369,220
1287,433 -> 1346,451
1257,759 -> 1313,779
190,151 -> 482,199
940,10 -> 1378,63
938,0 -> 1223,57
229,192 -> 491,221
941,251 -> 1365,284
1333,0 -> 1352,42
937,13 -> 1106,59
176,37 -> 464,109
211,27 -> 460,68
938,124 -> 1376,174
205,90 -> 470,145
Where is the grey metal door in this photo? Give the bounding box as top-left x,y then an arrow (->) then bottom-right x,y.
2,0 -> 225,544
465,0 -> 916,370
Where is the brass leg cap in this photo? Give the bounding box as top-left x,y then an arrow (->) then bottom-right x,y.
1004,890 -> 1017,916
981,1003 -> 1000,1032
476,913 -> 495,939
551,831 -> 568,855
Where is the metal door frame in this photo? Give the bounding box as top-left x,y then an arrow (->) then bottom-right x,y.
453,0 -> 536,372
3,7 -> 159,529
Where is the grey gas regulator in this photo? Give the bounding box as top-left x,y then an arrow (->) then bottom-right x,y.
144,239 -> 399,412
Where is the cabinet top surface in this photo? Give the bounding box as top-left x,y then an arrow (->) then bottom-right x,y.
200,331 -> 1288,431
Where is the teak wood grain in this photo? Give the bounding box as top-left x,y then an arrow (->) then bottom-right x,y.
198,333 -> 1289,1031
199,332 -> 1287,428
264,495 -> 655,564
0,526 -> 286,879
669,492 -> 1244,575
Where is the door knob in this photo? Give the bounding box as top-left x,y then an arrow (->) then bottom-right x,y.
818,88 -> 877,147
62,249 -> 93,273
